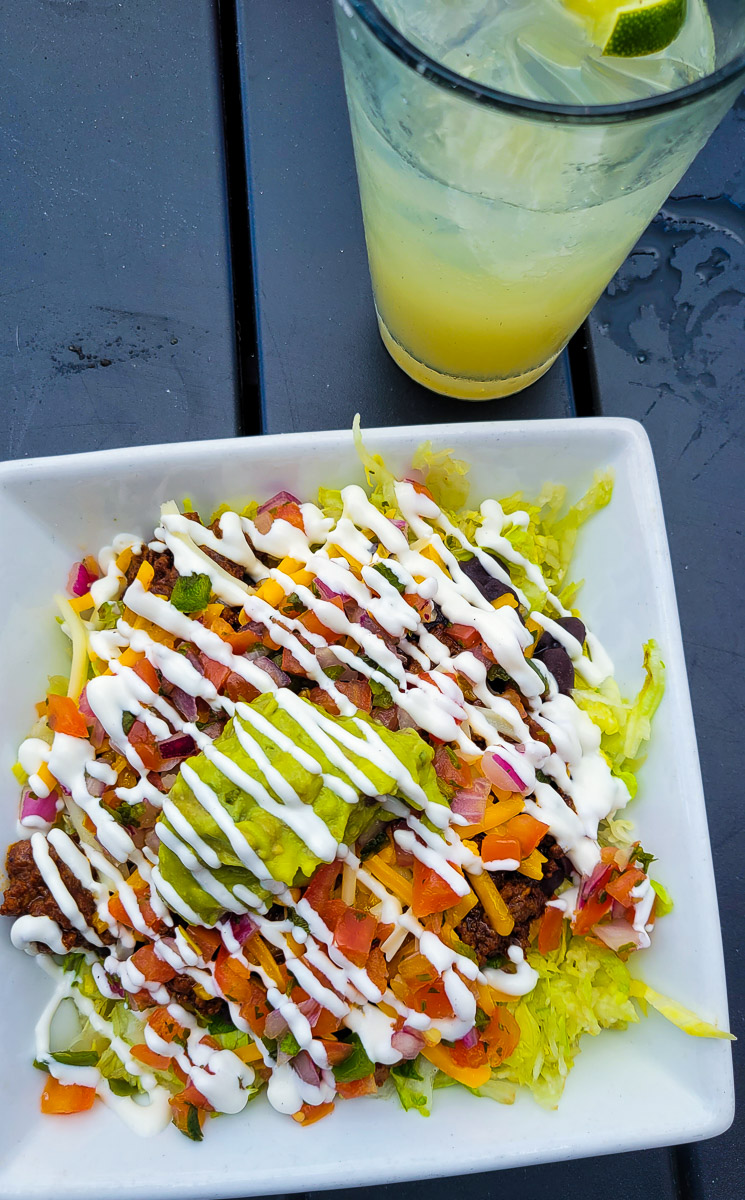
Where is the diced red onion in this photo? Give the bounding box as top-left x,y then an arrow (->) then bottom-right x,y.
67,561 -> 97,597
315,646 -> 341,670
144,829 -> 161,854
20,787 -> 58,825
388,518 -> 408,535
292,1050 -> 320,1086
170,687 -> 198,722
451,781 -> 490,825
395,842 -> 414,868
459,1027 -> 479,1050
257,490 -> 301,517
251,656 -> 291,688
611,899 -> 628,921
373,707 -> 399,731
593,920 -> 644,952
185,650 -> 205,675
481,750 -> 528,794
578,861 -> 615,909
86,776 -> 106,798
201,722 -> 224,741
78,687 -> 105,749
229,913 -> 257,946
314,579 -> 349,604
158,733 -> 196,760
396,707 -> 418,730
391,1027 -> 425,1059
298,998 -> 322,1027
264,1008 -> 289,1039
470,644 -> 493,669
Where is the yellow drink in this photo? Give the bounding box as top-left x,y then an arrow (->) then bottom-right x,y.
335,0 -> 726,400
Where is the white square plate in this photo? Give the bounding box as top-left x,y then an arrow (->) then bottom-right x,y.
0,418 -> 733,1199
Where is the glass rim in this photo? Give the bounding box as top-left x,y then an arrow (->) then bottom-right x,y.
342,0 -> 745,125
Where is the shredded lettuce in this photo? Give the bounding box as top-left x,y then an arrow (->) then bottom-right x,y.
576,640 -> 665,800
411,441 -> 472,514
650,878 -> 674,917
317,486 -> 343,522
390,1055 -> 438,1115
629,981 -> 734,1040
495,933 -> 639,1108
352,413 -> 398,514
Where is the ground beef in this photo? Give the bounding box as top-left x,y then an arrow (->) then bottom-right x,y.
126,547 -> 179,598
164,971 -> 224,1018
456,836 -> 569,965
0,838 -> 112,951
201,519 -> 247,581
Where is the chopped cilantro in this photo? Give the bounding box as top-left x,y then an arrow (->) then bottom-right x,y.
185,1103 -> 204,1142
372,562 -> 405,594
391,1059 -> 422,1081
51,1050 -> 99,1067
474,1007 -> 490,1031
630,845 -> 656,873
332,1033 -> 374,1083
369,678 -> 393,708
121,711 -> 136,735
323,665 -> 345,681
102,799 -> 146,828
282,592 -> 306,615
359,825 -> 389,861
108,1078 -> 139,1097
170,573 -> 212,613
279,1031 -> 301,1057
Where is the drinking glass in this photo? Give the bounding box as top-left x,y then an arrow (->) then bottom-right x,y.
334,0 -> 745,400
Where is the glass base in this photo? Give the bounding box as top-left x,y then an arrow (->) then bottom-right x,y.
377,315 -> 559,401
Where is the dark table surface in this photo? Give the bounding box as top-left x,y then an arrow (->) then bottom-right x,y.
1,2 -> 742,1198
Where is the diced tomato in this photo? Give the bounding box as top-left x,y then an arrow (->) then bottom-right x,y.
318,1038 -> 355,1066
538,904 -> 564,955
214,945 -> 253,1002
481,834 -> 521,864
412,859 -> 462,919
572,892 -> 613,936
366,946 -> 389,993
307,687 -> 340,715
447,623 -> 481,650
502,687 -> 527,719
184,925 -> 222,961
148,1006 -> 187,1045
450,1036 -> 488,1070
281,646 -> 308,676
127,720 -> 162,772
605,867 -> 646,908
408,979 -> 454,1020
336,679 -> 372,712
319,898 -> 347,932
46,694 -> 89,739
293,1100 -> 335,1126
169,1094 -> 205,1138
336,1075 -> 377,1100
40,1077 -> 96,1115
504,814 -> 550,858
303,861 -> 342,912
128,988 -> 157,1011
432,745 -> 472,789
133,657 -> 160,694
131,1043 -> 172,1070
199,655 -> 230,691
313,1007 -> 344,1038
275,502 -> 305,532
409,481 -> 434,500
224,672 -> 260,703
180,1082 -> 213,1111
131,943 -> 177,984
483,1007 -> 521,1064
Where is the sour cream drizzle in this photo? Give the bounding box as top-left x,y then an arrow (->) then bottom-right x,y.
15,473 -> 632,1131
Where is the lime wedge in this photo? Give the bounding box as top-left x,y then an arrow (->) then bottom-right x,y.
561,0 -> 688,58
603,0 -> 687,57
